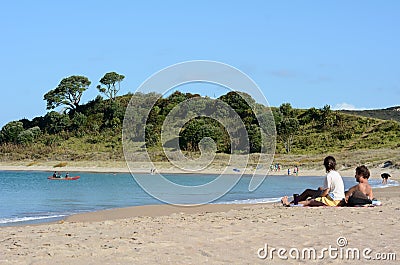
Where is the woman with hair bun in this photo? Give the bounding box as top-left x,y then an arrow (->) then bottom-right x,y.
281,156 -> 345,207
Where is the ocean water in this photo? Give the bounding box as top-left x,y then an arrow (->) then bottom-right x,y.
0,171 -> 397,226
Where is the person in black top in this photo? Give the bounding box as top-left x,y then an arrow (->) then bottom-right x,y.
381,173 -> 391,184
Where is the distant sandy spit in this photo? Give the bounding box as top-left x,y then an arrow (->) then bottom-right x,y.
0,161 -> 398,179
0,186 -> 399,264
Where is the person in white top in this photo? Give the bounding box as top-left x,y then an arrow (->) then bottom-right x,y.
281,156 -> 345,207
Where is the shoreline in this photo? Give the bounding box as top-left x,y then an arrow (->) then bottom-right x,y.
1,161 -> 399,264
2,177 -> 398,228
64,184 -> 399,224
1,185 -> 399,264
1,162 -> 398,225
2,184 -> 399,227
0,162 -> 398,179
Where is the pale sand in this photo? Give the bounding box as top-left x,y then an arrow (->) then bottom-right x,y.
1,173 -> 399,264
0,160 -> 398,178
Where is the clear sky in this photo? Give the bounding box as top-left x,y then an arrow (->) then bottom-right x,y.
1,0 -> 399,127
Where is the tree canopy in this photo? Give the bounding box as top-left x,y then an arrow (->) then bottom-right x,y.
276,103 -> 299,153
97,72 -> 125,101
1,69 -> 399,160
44,75 -> 91,111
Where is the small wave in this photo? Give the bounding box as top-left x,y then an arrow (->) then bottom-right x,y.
0,214 -> 67,225
216,197 -> 281,205
370,179 -> 399,189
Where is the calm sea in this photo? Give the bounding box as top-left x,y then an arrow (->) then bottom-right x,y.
0,171 -> 397,226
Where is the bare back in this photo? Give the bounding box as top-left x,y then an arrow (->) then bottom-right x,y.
355,182 -> 373,199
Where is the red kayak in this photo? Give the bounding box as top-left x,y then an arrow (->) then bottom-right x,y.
48,176 -> 80,180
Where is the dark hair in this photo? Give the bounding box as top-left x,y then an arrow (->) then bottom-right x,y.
355,165 -> 370,179
323,156 -> 336,172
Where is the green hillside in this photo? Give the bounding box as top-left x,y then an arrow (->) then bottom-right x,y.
340,106 -> 400,123
0,91 -> 399,163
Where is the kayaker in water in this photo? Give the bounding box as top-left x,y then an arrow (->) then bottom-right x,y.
65,172 -> 69,178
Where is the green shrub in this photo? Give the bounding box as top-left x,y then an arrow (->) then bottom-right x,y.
70,112 -> 87,131
17,130 -> 34,145
0,121 -> 25,143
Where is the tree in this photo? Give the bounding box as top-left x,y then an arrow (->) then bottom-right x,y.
247,124 -> 262,153
17,127 -> 41,145
97,72 -> 125,101
70,112 -> 87,132
145,123 -> 160,147
0,121 -> 25,143
179,118 -> 229,152
277,118 -> 299,153
219,91 -> 256,124
300,107 -> 320,126
43,111 -> 71,134
0,121 -> 41,145
320,104 -> 335,129
44,75 -> 91,111
279,103 -> 294,117
103,101 -> 125,128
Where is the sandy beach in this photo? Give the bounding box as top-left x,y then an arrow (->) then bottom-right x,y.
0,165 -> 399,264
0,159 -> 398,178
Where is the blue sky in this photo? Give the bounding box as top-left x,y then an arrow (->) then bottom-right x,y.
1,0 -> 399,127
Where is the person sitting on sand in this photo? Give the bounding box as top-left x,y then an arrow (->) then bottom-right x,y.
283,187 -> 323,205
345,165 -> 374,205
281,156 -> 345,207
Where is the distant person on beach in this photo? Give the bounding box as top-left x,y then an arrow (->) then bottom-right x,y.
270,164 -> 274,171
281,156 -> 345,207
381,173 -> 391,184
345,165 -> 374,205
294,165 -> 299,176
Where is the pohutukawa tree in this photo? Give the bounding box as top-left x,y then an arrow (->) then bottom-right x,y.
96,72 -> 125,101
44,75 -> 91,111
